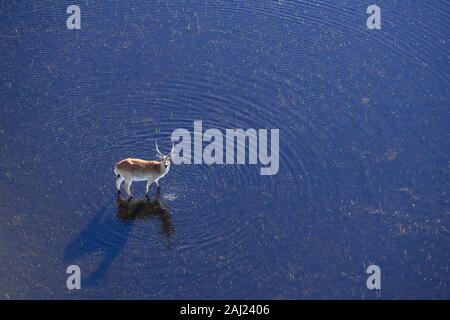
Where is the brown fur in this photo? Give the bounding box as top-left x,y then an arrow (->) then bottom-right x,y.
115,158 -> 163,175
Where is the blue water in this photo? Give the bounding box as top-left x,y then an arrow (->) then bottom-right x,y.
0,1 -> 449,299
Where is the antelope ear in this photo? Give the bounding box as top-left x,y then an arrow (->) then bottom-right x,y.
157,154 -> 163,159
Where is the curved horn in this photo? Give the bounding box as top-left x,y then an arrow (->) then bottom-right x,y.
155,140 -> 164,156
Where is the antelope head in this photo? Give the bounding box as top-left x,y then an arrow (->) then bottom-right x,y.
156,140 -> 175,170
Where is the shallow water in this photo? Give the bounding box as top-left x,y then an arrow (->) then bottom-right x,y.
0,1 -> 449,299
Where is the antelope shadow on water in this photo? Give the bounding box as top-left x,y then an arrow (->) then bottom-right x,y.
63,190 -> 175,287
116,190 -> 175,236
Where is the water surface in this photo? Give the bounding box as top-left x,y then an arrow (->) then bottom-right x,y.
0,1 -> 449,299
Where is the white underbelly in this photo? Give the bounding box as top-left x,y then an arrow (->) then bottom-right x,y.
132,176 -> 150,182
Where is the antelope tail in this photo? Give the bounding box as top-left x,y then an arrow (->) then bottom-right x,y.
114,166 -> 120,177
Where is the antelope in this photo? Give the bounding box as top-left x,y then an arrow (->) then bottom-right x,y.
114,141 -> 174,199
